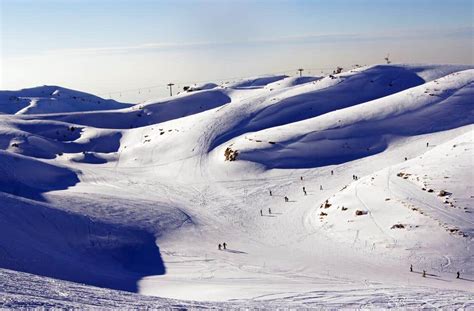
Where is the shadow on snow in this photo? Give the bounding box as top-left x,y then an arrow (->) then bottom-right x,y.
0,193 -> 165,292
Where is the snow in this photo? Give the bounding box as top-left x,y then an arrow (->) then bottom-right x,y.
0,85 -> 133,115
2,268 -> 472,309
0,64 -> 473,308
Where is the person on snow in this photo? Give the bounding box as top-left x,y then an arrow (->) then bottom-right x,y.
300,176 -> 303,181
331,170 -> 334,175
410,264 -> 413,272
284,196 -> 289,202
269,190 -> 272,196
223,242 -> 227,250
457,271 -> 460,279
422,270 -> 426,277
268,208 -> 272,214
426,142 -> 429,147
260,209 -> 263,216
303,187 -> 307,195
320,185 -> 323,190
218,244 -> 222,250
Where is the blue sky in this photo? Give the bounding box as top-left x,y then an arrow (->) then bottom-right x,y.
1,0 -> 473,102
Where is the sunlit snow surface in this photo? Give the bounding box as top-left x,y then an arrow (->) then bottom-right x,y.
0,64 -> 473,308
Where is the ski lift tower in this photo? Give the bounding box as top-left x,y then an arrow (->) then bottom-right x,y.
297,68 -> 304,77
167,83 -> 175,96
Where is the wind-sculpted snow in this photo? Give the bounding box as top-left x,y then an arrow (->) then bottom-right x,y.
265,76 -> 320,90
226,75 -> 288,88
27,89 -> 231,129
0,85 -> 132,115
0,193 -> 166,292
0,118 -> 122,160
0,150 -> 79,200
234,69 -> 474,168
209,65 -> 433,150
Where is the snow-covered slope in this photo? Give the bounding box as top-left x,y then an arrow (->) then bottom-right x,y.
21,88 -> 231,129
0,64 -> 473,308
1,268 -> 472,309
231,68 -> 473,168
0,86 -> 133,115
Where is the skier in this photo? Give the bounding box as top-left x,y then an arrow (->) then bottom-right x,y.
320,185 -> 323,190
331,170 -> 334,175
426,142 -> 429,147
268,208 -> 272,214
218,244 -> 222,250
269,190 -> 272,196
284,196 -> 289,202
260,209 -> 263,216
457,271 -> 460,279
405,157 -> 408,161
410,264 -> 413,272
422,270 -> 426,277
223,242 -> 227,250
303,187 -> 307,195
300,176 -> 303,181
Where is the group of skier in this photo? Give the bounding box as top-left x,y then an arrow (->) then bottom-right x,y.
218,242 -> 227,250
269,174 -> 333,207
410,264 -> 461,279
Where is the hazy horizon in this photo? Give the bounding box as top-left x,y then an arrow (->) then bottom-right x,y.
1,0 -> 473,103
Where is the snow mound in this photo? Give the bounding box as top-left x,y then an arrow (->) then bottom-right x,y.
0,119 -> 122,160
0,150 -> 79,200
0,85 -> 133,115
26,89 -> 231,129
225,75 -> 288,89
209,64 -> 455,150
184,82 -> 218,92
232,69 -> 474,168
0,193 -> 166,292
265,76 -> 320,90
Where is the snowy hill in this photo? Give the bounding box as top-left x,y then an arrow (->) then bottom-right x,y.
0,85 -> 133,115
0,64 -> 473,308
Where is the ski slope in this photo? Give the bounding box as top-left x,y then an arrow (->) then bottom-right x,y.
0,64 -> 473,308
